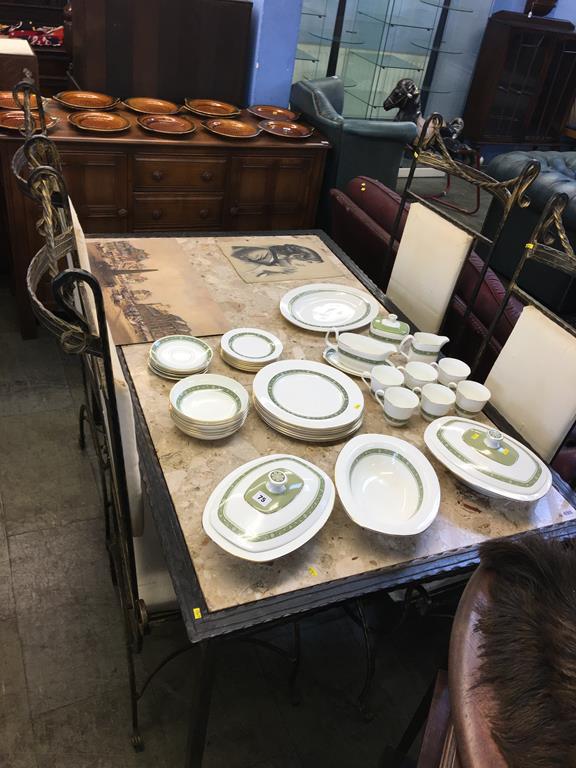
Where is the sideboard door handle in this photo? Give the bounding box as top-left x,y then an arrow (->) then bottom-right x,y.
201,170 -> 213,182
117,208 -> 128,217
152,170 -> 164,181
151,209 -> 163,220
230,206 -> 239,216
199,208 -> 209,219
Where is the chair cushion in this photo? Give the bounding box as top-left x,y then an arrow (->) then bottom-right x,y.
346,176 -> 409,236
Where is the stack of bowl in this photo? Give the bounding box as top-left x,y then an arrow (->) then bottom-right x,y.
149,335 -> 212,379
169,374 -> 249,440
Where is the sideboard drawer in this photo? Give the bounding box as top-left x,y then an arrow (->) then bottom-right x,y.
133,155 -> 227,191
133,194 -> 223,229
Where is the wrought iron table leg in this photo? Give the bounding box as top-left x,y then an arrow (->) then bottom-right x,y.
380,676 -> 436,768
185,640 -> 216,768
289,620 -> 301,705
78,403 -> 87,450
356,599 -> 376,721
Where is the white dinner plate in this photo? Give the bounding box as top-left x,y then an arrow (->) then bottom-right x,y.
279,283 -> 380,332
203,454 -> 335,561
424,416 -> 552,502
335,434 -> 441,535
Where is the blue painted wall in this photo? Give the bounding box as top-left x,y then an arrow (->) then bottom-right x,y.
491,0 -> 576,22
247,0 -> 303,106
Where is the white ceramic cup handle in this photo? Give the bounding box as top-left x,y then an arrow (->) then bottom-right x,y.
448,381 -> 458,391
360,371 -> 372,390
413,386 -> 422,399
431,361 -> 440,371
396,365 -> 406,374
325,328 -> 339,349
398,334 -> 413,356
374,389 -> 386,410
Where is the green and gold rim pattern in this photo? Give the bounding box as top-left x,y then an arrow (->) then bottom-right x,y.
384,413 -> 409,426
267,369 -> 349,420
217,457 -> 326,542
350,448 -> 423,513
150,335 -> 211,368
288,289 -> 371,328
175,384 -> 242,415
228,331 -> 276,360
337,347 -> 385,365
437,419 -> 542,488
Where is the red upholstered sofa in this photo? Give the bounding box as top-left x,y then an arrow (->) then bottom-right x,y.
330,176 -> 576,486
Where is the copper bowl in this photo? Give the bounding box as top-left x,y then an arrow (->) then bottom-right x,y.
0,110 -> 58,132
184,98 -> 241,117
248,104 -> 300,121
0,91 -> 39,110
123,97 -> 180,115
203,119 -> 261,139
68,111 -> 131,133
53,90 -> 119,110
258,120 -> 314,139
137,114 -> 196,135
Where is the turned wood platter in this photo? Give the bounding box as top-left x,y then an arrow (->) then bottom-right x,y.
53,90 -> 119,110
259,120 -> 314,139
68,111 -> 131,133
0,110 -> 57,132
123,97 -> 180,115
184,98 -> 240,117
248,104 -> 300,121
0,91 -> 39,110
202,119 -> 260,139
137,114 -> 196,135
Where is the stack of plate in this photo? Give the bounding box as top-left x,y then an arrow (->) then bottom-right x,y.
169,374 -> 249,440
252,360 -> 364,442
149,335 -> 213,380
220,327 -> 283,372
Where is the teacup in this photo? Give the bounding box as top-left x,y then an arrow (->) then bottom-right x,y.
397,361 -> 438,390
398,332 -> 450,363
376,386 -> 419,427
431,357 -> 471,387
414,382 -> 456,422
454,380 -> 491,416
361,364 -> 404,395
325,329 -> 395,373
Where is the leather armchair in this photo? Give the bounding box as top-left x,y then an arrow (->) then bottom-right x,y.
290,77 -> 417,224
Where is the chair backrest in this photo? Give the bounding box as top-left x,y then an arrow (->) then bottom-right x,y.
290,76 -> 344,119
387,202 -> 473,332
485,305 -> 576,462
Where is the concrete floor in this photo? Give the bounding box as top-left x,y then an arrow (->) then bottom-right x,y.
0,177 -> 475,766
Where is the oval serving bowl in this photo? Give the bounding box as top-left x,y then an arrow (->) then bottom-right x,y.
247,104 -> 300,121
53,90 -> 119,110
123,97 -> 180,115
259,119 -> 314,139
0,110 -> 57,132
203,119 -> 260,139
184,98 -> 240,117
0,91 -> 39,110
68,111 -> 131,133
335,433 -> 441,536
137,114 -> 196,136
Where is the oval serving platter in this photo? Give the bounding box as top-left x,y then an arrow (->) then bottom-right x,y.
137,114 -> 196,135
203,119 -> 261,139
259,119 -> 314,139
53,90 -> 119,110
123,97 -> 180,115
0,110 -> 57,132
184,98 -> 240,117
68,111 -> 131,133
247,104 -> 300,121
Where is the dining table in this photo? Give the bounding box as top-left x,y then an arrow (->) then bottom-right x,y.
86,228 -> 576,767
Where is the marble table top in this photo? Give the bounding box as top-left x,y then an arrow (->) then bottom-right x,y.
119,235 -> 576,614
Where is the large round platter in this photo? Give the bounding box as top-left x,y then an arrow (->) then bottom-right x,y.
203,119 -> 261,139
123,97 -> 180,114
335,434 -> 440,535
280,283 -> 379,332
221,328 -> 282,367
259,119 -> 313,139
137,114 -> 196,136
150,335 -> 212,374
68,111 -> 131,133
0,111 -> 57,132
184,98 -> 240,117
253,360 -> 364,433
53,90 -> 119,110
203,454 -> 335,561
0,91 -> 39,110
170,373 -> 249,425
424,416 -> 552,502
248,105 -> 300,121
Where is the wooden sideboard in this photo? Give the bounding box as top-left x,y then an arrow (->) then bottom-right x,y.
0,102 -> 329,337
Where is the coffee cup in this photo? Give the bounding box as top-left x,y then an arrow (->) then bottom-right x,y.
454,380 -> 491,416
361,364 -> 404,395
414,382 -> 456,422
376,385 -> 419,427
397,361 -> 438,390
431,357 -> 471,387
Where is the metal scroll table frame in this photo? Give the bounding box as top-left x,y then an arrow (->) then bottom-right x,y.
388,113 -> 540,377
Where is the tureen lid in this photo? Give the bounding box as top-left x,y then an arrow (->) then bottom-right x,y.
203,454 -> 335,560
424,417 -> 552,502
371,314 -> 410,336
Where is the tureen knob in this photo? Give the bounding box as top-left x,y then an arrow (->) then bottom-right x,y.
485,429 -> 504,449
388,314 -> 397,322
266,470 -> 288,495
